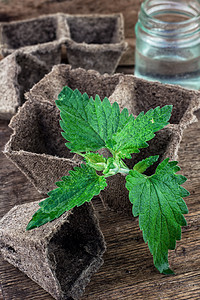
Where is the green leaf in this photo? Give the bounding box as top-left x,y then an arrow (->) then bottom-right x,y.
110,106 -> 173,159
56,87 -> 132,153
133,155 -> 159,173
83,152 -> 106,171
26,164 -> 107,230
126,158 -> 189,274
56,88 -> 172,158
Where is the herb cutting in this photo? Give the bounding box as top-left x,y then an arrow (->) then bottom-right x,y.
27,86 -> 189,275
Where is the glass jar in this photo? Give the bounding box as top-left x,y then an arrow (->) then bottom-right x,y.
134,0 -> 200,90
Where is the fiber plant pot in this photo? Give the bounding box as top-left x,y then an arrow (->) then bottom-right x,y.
0,51 -> 48,120
4,65 -> 200,211
64,13 -> 127,74
4,65 -> 122,194
0,201 -> 106,300
101,75 -> 200,215
0,13 -> 69,70
4,100 -> 79,194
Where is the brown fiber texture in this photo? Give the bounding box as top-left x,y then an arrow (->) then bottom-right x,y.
0,13 -> 68,70
64,13 -> 127,74
0,201 -> 106,300
4,65 -> 200,214
0,13 -> 127,74
0,51 -> 48,120
4,100 -> 79,194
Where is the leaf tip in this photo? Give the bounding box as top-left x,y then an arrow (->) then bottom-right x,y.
163,104 -> 173,113
26,220 -> 36,231
162,268 -> 175,275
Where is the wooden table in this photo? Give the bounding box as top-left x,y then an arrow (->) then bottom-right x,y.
0,1 -> 200,299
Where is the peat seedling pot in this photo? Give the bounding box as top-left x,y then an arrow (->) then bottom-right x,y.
4,100 -> 78,194
0,201 -> 106,300
0,13 -> 127,74
25,64 -> 122,107
0,51 -> 48,120
4,65 -> 200,212
0,13 -> 69,70
101,75 -> 200,215
4,65 -> 122,194
64,13 -> 127,74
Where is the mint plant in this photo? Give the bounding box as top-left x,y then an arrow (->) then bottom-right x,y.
27,87 -> 189,274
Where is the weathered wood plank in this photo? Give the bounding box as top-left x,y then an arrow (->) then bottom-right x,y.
83,270 -> 200,300
0,284 -> 4,300
81,199 -> 200,299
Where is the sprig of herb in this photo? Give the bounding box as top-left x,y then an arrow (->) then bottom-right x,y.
27,87 -> 189,274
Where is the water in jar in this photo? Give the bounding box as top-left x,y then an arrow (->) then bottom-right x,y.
135,0 -> 200,90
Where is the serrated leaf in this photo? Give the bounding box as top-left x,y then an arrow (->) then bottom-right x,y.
84,152 -> 106,171
133,155 -> 159,173
56,87 -> 132,153
26,164 -> 107,230
110,106 -> 173,159
126,158 -> 189,273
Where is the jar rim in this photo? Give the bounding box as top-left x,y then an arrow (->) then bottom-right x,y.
141,0 -> 200,26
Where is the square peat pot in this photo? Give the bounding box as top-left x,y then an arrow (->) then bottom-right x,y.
64,14 -> 127,74
0,201 -> 106,300
4,100 -> 78,194
4,65 -> 122,194
102,75 -> 200,215
0,51 -> 48,120
0,13 -> 69,70
4,65 -> 200,214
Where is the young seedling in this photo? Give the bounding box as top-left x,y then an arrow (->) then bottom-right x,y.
27,86 -> 189,274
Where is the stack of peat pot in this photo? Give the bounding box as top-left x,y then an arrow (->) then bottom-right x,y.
0,13 -> 127,120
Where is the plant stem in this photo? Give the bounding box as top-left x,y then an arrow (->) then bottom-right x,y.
119,167 -> 130,175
